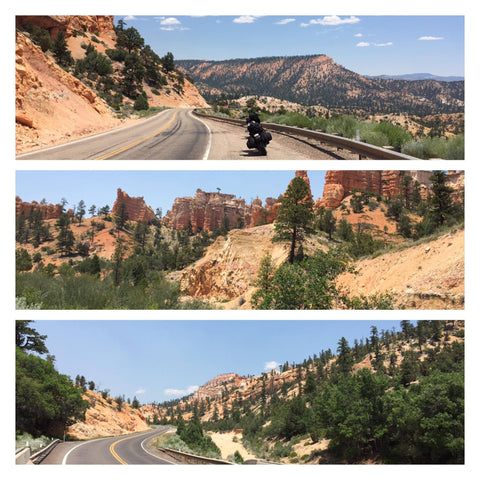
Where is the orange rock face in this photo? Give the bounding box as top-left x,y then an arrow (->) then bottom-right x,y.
67,390 -> 150,440
316,170 -> 464,209
164,189 -> 251,233
111,188 -> 157,223
16,16 -> 115,39
16,195 -> 70,219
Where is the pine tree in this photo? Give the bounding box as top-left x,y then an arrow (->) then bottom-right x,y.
272,176 -> 315,263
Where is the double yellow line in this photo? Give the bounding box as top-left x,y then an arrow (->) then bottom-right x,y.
109,431 -> 146,465
95,111 -> 178,160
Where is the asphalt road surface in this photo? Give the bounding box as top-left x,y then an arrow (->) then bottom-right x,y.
17,108 -> 211,160
39,426 -> 178,465
17,108 -> 358,160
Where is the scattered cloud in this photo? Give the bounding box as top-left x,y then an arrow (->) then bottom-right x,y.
301,15 -> 360,27
354,33 -> 363,37
233,15 -> 260,24
135,388 -> 146,395
276,18 -> 296,25
158,17 -> 189,31
164,386 -> 199,397
264,361 -> 280,371
419,36 -> 444,41
123,15 -> 138,21
356,41 -> 393,47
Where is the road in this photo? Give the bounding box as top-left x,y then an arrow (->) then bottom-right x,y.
16,108 -> 357,160
39,426 -> 180,465
16,109 -> 211,160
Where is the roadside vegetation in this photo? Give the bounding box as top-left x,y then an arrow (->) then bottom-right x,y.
206,96 -> 464,159
154,415 -> 222,459
155,320 -> 464,464
16,321 -> 89,440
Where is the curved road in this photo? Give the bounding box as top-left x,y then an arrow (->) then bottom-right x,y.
16,107 -> 355,160
17,109 -> 211,161
40,426 -> 178,465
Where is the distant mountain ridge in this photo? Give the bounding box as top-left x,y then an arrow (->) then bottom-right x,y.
368,73 -> 464,82
177,54 -> 464,116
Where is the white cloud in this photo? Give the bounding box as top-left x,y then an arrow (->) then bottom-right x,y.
158,17 -> 189,31
233,16 -> 259,24
357,41 -> 393,47
354,33 -> 363,37
264,361 -> 279,371
419,36 -> 444,41
302,15 -> 360,27
135,388 -> 146,395
164,385 -> 199,397
123,15 -> 137,21
160,17 -> 181,26
276,18 -> 296,25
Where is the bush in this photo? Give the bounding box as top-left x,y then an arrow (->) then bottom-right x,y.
134,93 -> 149,111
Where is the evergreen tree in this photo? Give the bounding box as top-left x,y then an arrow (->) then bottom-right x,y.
272,176 -> 315,263
52,31 -> 73,68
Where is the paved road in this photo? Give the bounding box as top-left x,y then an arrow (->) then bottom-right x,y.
16,107 -> 357,160
40,426 -> 177,465
16,108 -> 211,160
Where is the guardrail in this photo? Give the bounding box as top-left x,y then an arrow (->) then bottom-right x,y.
15,439 -> 61,464
193,110 -> 418,160
157,446 -> 233,465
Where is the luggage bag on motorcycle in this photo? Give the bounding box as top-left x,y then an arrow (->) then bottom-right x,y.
261,130 -> 272,144
246,136 -> 256,148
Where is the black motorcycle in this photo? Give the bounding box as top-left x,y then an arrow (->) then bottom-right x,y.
246,121 -> 272,156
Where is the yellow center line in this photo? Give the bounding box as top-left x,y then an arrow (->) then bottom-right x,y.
109,431 -> 148,465
95,111 -> 178,160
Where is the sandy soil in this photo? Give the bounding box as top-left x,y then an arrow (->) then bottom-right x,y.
208,431 -> 257,461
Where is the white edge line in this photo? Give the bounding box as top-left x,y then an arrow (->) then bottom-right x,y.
189,110 -> 212,160
140,430 -> 175,464
61,437 -> 106,465
16,108 -> 173,159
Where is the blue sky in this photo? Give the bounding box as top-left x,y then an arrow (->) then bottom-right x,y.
32,320 -> 406,404
16,170 -> 326,217
114,15 -> 464,77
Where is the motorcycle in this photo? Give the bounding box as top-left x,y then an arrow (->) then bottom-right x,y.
246,121 -> 272,156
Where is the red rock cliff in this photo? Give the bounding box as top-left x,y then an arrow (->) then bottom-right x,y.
316,170 -> 464,209
16,196 -> 71,219
16,16 -> 115,40
164,189 -> 251,233
111,188 -> 156,223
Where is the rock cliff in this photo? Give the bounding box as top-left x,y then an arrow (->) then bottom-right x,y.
164,189 -> 281,233
67,389 -> 150,440
111,188 -> 157,223
16,196 -> 71,219
317,170 -> 464,209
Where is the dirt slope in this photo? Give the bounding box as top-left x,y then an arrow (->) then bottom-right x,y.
175,225 -> 464,310
337,228 -> 464,309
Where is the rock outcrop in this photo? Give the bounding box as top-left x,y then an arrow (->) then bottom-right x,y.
164,189 -> 249,233
16,196 -> 71,219
174,224 -> 288,301
192,374 -> 246,401
67,390 -> 150,440
111,188 -> 157,223
317,170 -> 464,209
16,15 -> 115,40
